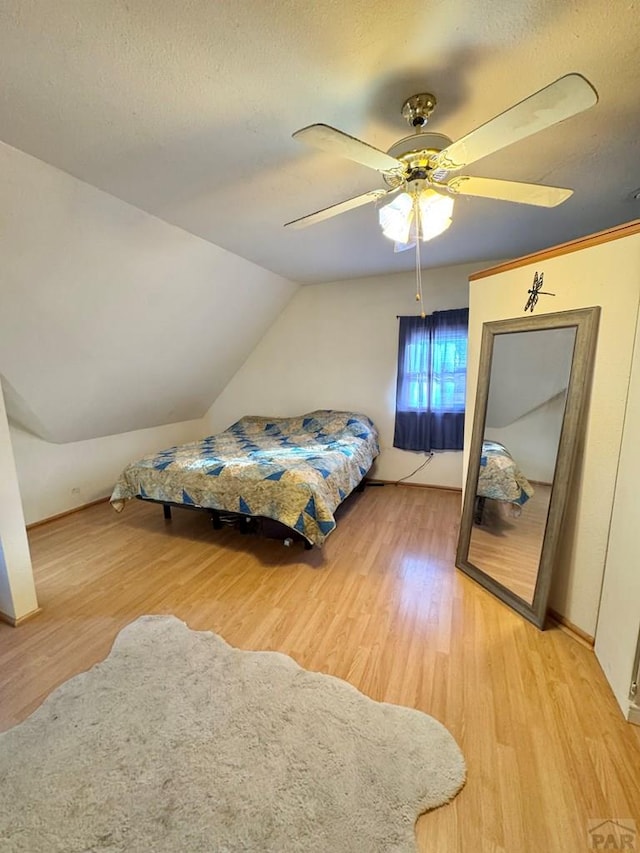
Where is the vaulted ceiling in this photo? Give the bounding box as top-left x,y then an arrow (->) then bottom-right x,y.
2,0 -> 640,284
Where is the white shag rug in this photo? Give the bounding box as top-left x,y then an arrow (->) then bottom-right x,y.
0,615 -> 465,852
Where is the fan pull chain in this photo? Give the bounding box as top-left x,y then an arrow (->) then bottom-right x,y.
413,193 -> 426,318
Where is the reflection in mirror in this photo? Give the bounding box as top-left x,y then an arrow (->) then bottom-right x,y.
467,327 -> 576,605
456,308 -> 600,629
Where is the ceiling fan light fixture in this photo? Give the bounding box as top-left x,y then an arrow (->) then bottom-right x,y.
418,190 -> 454,241
378,191 -> 414,244
378,188 -> 454,247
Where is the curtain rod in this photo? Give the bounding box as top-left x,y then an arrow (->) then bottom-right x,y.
396,308 -> 467,318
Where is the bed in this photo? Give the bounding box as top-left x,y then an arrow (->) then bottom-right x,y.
110,410 -> 379,547
475,440 -> 534,523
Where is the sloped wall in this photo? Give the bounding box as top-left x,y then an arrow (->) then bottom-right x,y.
0,141 -> 298,444
485,393 -> 566,484
484,328 -> 574,428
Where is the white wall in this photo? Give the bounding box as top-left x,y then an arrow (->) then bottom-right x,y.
0,140 -> 298,444
10,417 -> 207,526
205,263 -> 487,489
0,384 -> 38,621
466,232 -> 640,635
595,303 -> 640,715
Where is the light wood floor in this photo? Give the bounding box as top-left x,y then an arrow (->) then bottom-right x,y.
468,485 -> 552,604
1,486 -> 639,853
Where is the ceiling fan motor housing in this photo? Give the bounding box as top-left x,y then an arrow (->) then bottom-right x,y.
384,132 -> 454,188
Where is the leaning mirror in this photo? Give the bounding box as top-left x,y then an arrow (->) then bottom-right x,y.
456,307 -> 600,628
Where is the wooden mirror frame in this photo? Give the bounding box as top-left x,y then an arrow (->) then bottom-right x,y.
456,307 -> 600,628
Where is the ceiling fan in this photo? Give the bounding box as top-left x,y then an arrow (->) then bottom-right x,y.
284,74 -> 598,245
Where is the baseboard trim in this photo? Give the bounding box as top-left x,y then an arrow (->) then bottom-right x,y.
0,606 -> 42,627
547,608 -> 595,647
26,496 -> 111,530
367,479 -> 462,493
628,705 -> 640,727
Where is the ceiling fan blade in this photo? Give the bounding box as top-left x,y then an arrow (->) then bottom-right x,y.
293,124 -> 404,174
433,74 -> 598,172
284,188 -> 395,229
444,175 -> 573,207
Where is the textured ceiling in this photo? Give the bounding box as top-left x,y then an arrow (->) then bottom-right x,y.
1,0 -> 640,283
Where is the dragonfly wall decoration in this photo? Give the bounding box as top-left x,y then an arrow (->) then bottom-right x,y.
524,272 -> 555,312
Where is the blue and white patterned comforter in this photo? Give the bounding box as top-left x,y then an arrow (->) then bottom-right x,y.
111,410 -> 379,546
477,440 -> 534,506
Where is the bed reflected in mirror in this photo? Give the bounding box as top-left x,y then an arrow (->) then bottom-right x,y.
456,308 -> 600,628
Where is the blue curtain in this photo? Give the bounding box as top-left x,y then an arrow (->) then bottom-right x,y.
393,308 -> 469,452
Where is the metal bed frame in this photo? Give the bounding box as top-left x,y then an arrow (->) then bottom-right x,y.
135,476 -> 368,550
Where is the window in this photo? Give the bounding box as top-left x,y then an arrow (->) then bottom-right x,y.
393,308 -> 468,452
